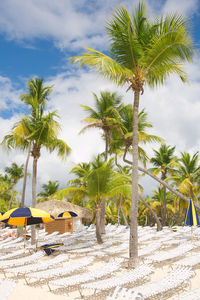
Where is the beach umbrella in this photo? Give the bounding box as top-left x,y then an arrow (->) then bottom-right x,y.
185,199 -> 200,226
0,207 -> 55,246
184,199 -> 200,240
58,211 -> 78,218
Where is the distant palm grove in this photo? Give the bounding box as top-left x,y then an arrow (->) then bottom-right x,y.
0,3 -> 198,267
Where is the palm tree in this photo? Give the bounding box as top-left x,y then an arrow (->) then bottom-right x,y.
80,91 -> 122,161
150,144 -> 177,225
5,163 -> 24,209
80,91 -> 123,233
13,110 -> 70,243
37,180 -> 60,201
21,78 -> 52,116
2,78 -> 53,208
111,105 -> 163,166
172,152 -> 200,201
0,174 -> 13,210
71,3 -> 193,266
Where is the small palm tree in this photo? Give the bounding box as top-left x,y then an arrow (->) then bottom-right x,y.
81,91 -> 123,233
150,144 -> 177,225
71,3 -> 193,266
37,180 -> 60,201
172,152 -> 200,201
5,163 -> 24,209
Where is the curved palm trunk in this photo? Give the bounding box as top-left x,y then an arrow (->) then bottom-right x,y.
129,90 -> 140,268
139,196 -> 162,231
117,197 -> 122,225
31,155 -> 38,245
21,143 -> 31,208
163,185 -> 167,226
123,151 -> 197,208
96,201 -> 103,244
120,205 -> 128,227
100,132 -> 109,234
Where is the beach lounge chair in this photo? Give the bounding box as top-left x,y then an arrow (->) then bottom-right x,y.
81,264 -> 154,295
48,261 -> 121,292
6,253 -> 69,276
125,266 -> 194,299
0,251 -> 44,270
0,279 -> 17,300
106,286 -> 144,300
25,256 -> 94,284
146,244 -> 193,263
173,253 -> 200,268
0,249 -> 25,261
169,287 -> 200,300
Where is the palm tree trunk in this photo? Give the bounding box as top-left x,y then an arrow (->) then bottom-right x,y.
8,185 -> 15,209
120,206 -> 128,227
21,143 -> 31,208
163,185 -> 167,226
117,197 -> 121,225
100,132 -> 109,234
129,90 -> 140,268
122,150 -> 197,208
139,196 -> 162,231
31,156 -> 38,245
96,202 -> 103,244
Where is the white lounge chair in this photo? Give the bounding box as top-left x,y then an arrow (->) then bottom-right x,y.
0,251 -> 44,269
48,261 -> 121,291
128,266 -> 194,299
147,244 -> 193,263
81,264 -> 154,294
173,253 -> 200,267
169,287 -> 200,300
25,256 -> 94,283
106,286 -> 144,300
6,253 -> 69,275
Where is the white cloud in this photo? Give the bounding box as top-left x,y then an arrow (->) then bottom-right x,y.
162,0 -> 198,16
0,0 -> 196,51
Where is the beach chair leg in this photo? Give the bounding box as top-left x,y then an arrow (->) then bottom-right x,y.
3,269 -> 7,278
78,288 -> 84,299
47,282 -> 52,292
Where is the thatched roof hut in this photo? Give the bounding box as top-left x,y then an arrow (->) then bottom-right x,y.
36,199 -> 92,221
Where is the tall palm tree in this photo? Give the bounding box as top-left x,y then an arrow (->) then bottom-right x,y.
71,3 -> 193,266
37,180 -> 60,201
5,163 -> 24,209
2,78 -> 53,208
13,111 -> 70,243
150,144 -> 177,225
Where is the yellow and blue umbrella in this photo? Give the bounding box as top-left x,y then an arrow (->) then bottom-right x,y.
185,199 -> 200,226
0,207 -> 55,226
58,211 -> 78,218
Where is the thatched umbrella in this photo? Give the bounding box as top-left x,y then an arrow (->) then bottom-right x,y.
36,200 -> 93,221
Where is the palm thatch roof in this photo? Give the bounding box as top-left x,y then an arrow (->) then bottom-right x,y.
36,199 -> 93,220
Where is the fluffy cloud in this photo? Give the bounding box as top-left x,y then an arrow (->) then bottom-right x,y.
0,0 -> 197,51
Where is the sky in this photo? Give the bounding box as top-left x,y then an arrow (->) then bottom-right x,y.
0,0 -> 200,205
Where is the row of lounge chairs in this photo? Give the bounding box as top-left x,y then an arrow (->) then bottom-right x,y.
0,224 -> 200,299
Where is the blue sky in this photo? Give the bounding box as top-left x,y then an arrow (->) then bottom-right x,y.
0,0 -> 200,203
